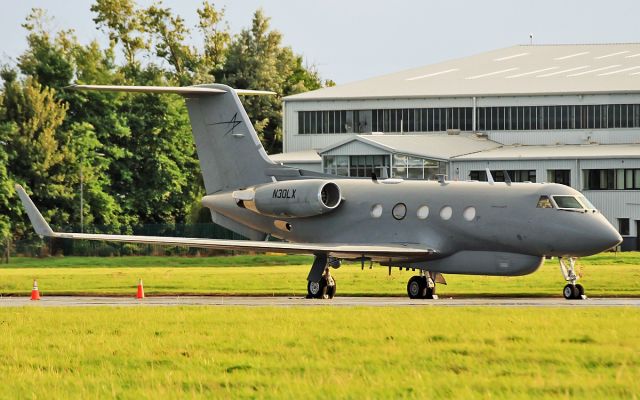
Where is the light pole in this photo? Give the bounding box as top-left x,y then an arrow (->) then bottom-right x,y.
80,162 -> 83,233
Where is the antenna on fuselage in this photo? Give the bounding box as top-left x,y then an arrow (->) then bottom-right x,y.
485,168 -> 495,185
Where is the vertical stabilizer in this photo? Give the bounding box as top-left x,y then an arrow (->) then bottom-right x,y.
184,84 -> 277,194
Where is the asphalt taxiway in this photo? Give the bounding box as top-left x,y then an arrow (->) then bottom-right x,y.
1,296 -> 639,307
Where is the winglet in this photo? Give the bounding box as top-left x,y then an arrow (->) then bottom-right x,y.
15,185 -> 55,237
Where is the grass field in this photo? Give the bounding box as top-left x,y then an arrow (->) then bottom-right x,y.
1,253 -> 640,297
0,307 -> 638,399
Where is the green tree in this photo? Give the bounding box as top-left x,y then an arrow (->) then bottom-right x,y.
14,9 -> 125,230
196,1 -> 231,83
113,67 -> 200,224
1,73 -> 69,226
143,3 -> 197,85
219,9 -> 324,153
91,0 -> 148,75
0,91 -> 16,262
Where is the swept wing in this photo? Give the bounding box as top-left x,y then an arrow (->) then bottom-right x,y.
16,185 -> 437,262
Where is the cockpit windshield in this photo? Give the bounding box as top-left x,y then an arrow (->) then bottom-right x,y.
577,196 -> 597,210
537,195 -> 598,211
553,195 -> 584,209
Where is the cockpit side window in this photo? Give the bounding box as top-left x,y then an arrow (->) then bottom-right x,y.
552,195 -> 583,209
536,195 -> 554,209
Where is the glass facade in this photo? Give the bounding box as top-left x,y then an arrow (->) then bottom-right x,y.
298,104 -> 640,134
476,104 -> 640,131
392,155 -> 446,180
299,108 -> 472,134
584,169 -> 640,190
323,154 -> 445,180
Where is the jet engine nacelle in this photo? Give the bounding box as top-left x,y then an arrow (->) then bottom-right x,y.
235,180 -> 342,218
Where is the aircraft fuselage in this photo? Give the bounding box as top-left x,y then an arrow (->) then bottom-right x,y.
203,179 -> 621,276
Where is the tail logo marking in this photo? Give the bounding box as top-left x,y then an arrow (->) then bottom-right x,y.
210,112 -> 243,136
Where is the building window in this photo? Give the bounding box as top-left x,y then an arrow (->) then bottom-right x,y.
392,154 -> 446,180
323,156 -> 349,176
619,218 -> 630,236
584,169 -> 640,190
469,170 -> 536,183
349,155 -> 389,178
299,107 -> 474,134
323,155 -> 390,177
548,170 -> 571,186
474,104 -> 640,132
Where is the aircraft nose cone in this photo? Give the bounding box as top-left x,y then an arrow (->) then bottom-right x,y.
594,222 -> 623,252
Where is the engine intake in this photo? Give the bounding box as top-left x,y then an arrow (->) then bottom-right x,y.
236,180 -> 342,218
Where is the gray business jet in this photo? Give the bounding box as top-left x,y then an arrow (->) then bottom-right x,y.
16,84 -> 623,300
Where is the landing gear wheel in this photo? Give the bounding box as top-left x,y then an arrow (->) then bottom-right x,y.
563,284 -> 579,300
407,276 -> 427,299
307,281 -> 322,299
575,284 -> 585,298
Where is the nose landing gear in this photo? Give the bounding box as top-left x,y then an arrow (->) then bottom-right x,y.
559,257 -> 586,300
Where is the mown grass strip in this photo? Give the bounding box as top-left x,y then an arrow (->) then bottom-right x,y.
0,307 -> 638,399
1,253 -> 639,297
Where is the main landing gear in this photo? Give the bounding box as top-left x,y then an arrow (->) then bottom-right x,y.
559,257 -> 586,300
306,254 -> 337,299
407,271 -> 438,299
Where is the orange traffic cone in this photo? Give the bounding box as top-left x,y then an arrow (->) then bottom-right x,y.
31,279 -> 41,301
136,279 -> 144,299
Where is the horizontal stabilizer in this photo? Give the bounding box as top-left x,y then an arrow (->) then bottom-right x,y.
67,84 -> 276,96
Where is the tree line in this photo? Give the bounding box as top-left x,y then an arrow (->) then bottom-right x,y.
0,1 -> 333,259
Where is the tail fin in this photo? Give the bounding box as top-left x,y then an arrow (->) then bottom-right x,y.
183,84 -> 276,194
69,84 -> 277,194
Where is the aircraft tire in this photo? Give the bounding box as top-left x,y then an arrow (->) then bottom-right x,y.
407,276 -> 426,299
563,284 -> 578,300
307,281 -> 322,299
575,284 -> 585,298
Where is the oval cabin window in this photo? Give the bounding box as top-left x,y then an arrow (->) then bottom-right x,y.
370,204 -> 383,218
440,206 -> 453,220
392,203 -> 407,220
463,206 -> 476,221
417,205 -> 429,219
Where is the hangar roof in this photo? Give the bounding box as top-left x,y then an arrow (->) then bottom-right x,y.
286,44 -> 640,101
321,134 -> 501,161
453,143 -> 640,160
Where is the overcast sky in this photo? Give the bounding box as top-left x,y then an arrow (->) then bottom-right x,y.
1,0 -> 639,84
